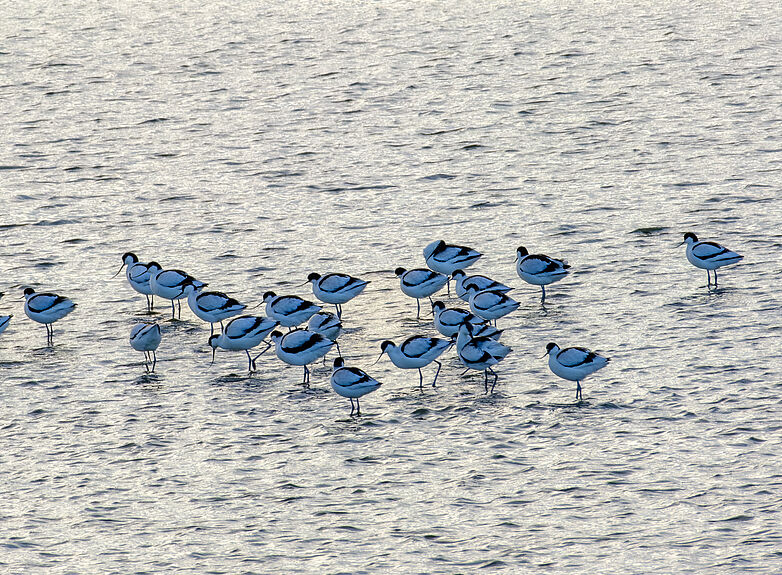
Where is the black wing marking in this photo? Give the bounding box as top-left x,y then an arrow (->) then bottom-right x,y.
524,255 -> 566,274
400,337 -> 439,357
276,296 -> 316,315
557,347 -> 596,367
342,367 -> 371,385
402,269 -> 438,287
435,245 -> 478,263
464,347 -> 492,364
693,241 -> 730,260
225,316 -> 269,338
196,291 -> 241,312
320,273 -> 364,293
29,294 -> 69,313
282,332 -> 326,354
158,269 -> 191,287
128,263 -> 152,282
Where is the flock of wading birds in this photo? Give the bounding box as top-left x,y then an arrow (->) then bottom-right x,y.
4,233 -> 742,414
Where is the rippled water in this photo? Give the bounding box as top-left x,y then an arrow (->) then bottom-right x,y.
2,1 -> 781,572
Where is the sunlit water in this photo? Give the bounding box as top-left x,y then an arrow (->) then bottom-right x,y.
2,1 -> 781,573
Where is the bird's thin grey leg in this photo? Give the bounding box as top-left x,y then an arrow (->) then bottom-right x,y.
541,285 -> 546,304
251,349 -> 267,370
256,341 -> 273,357
431,360 -> 442,387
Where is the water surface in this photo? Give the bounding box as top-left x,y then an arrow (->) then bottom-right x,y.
1,1 -> 781,573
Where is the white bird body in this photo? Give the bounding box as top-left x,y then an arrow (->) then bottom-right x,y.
330,357 -> 382,415
116,253 -> 161,305
686,242 -> 743,269
431,301 -> 485,338
465,286 -> 520,324
395,268 -> 448,299
459,337 -> 511,369
23,288 -> 76,343
682,232 -> 742,286
126,261 -> 156,295
115,253 -> 161,312
0,315 -> 11,335
208,315 -> 279,372
211,315 -> 278,351
270,329 -> 335,384
308,272 -> 369,314
130,323 -> 161,352
184,284 -> 245,333
382,337 -> 451,369
378,336 -> 452,389
308,311 -> 343,341
515,246 -> 569,302
395,267 -> 448,318
149,266 -> 205,319
515,247 -> 570,286
331,363 -> 382,398
456,321 -> 502,352
263,291 -> 322,328
23,289 -> 76,325
271,329 -> 334,365
458,336 -> 511,392
149,268 -> 204,301
423,240 -> 482,275
545,343 -> 610,401
452,269 -> 512,302
130,323 -> 161,372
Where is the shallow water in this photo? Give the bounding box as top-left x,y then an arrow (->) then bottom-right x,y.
2,1 -> 781,573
